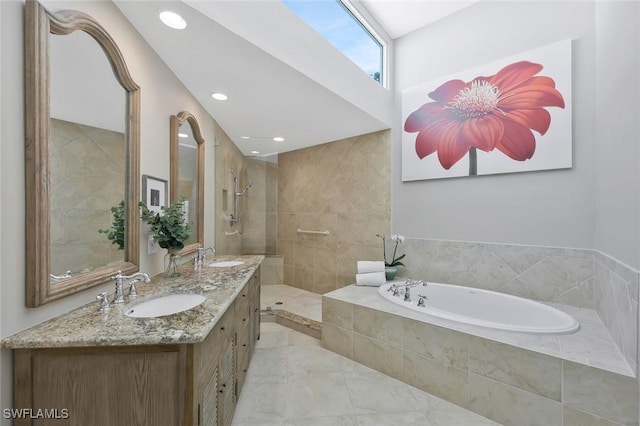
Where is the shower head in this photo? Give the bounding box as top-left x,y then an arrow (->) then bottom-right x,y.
236,182 -> 253,196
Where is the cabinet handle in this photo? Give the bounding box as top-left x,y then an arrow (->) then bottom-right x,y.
243,318 -> 247,322
220,326 -> 225,331
243,344 -> 247,347
242,294 -> 246,297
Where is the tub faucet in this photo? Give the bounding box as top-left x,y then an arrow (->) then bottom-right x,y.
112,271 -> 151,303
404,286 -> 411,302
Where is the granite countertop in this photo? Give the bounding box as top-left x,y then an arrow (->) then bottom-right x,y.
2,255 -> 264,349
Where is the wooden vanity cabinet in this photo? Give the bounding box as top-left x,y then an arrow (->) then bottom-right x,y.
13,269 -> 261,426
14,345 -> 188,426
194,268 -> 259,426
234,269 -> 260,397
192,300 -> 235,426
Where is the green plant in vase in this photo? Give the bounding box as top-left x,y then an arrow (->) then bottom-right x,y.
140,198 -> 192,277
98,200 -> 126,250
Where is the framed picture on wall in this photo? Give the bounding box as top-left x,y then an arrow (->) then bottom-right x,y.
142,175 -> 167,215
401,39 -> 572,181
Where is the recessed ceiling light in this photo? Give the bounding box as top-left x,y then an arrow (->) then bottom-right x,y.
159,11 -> 187,30
240,136 -> 250,139
178,133 -> 188,138
273,137 -> 284,142
211,93 -> 228,101
251,150 -> 260,154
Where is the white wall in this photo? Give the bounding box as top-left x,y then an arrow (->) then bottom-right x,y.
0,0 -> 218,416
594,1 -> 640,269
393,2 -> 636,262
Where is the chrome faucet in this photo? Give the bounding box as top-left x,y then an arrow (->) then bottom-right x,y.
194,247 -> 215,268
96,292 -> 111,312
112,271 -> 151,304
50,270 -> 73,282
388,279 -> 427,301
417,295 -> 427,307
404,286 -> 412,302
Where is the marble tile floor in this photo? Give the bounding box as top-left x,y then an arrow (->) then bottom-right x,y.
261,284 -> 322,322
232,322 -> 501,426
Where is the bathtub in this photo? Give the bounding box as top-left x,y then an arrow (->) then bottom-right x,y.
378,281 -> 579,334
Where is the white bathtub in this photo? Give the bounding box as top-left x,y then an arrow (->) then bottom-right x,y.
378,281 -> 580,335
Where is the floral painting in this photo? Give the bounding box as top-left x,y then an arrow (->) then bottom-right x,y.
401,40 -> 572,181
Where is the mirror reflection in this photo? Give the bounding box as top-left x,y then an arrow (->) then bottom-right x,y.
177,123 -> 198,247
170,112 -> 204,254
49,31 -> 127,282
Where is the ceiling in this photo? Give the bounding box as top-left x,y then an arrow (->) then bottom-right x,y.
358,0 -> 480,39
114,1 -> 476,156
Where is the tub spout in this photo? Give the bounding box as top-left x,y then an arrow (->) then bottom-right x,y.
404,287 -> 411,302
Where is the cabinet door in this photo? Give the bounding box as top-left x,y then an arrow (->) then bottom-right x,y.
200,366 -> 219,426
15,346 -> 185,426
218,333 -> 236,426
249,269 -> 261,347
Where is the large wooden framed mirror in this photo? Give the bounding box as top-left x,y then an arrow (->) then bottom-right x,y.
170,112 -> 205,255
25,0 -> 140,307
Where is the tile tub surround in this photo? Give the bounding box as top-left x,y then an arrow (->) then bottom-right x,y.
594,250 -> 639,375
400,238 -> 640,375
1,255 -> 264,348
322,285 -> 638,426
400,238 -> 597,309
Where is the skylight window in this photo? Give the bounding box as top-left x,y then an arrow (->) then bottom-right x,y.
282,0 -> 384,85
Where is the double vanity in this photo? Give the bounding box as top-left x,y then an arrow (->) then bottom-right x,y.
3,255 -> 263,426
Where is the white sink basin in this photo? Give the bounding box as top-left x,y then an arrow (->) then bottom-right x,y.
208,260 -> 244,268
125,294 -> 206,318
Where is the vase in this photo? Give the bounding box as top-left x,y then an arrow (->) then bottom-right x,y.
385,266 -> 398,281
164,252 -> 181,278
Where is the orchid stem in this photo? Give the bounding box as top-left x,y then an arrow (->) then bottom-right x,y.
469,147 -> 477,176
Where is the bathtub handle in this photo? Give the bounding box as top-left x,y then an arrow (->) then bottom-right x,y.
417,295 -> 428,307
404,287 -> 411,302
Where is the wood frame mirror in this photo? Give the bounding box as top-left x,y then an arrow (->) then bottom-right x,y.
170,112 -> 205,256
25,0 -> 140,307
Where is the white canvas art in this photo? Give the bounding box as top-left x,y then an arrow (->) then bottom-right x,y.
401,39 -> 572,181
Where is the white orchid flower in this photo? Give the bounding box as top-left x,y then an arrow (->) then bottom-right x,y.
391,234 -> 405,243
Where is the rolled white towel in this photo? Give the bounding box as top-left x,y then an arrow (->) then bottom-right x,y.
357,260 -> 385,274
355,272 -> 386,287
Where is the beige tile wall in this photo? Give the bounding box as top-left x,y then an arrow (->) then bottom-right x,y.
214,123 -> 249,255
260,255 -> 283,285
277,130 -> 391,294
322,296 -> 639,426
244,158 -> 278,255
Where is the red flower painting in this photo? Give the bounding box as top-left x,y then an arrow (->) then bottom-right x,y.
404,61 -> 565,175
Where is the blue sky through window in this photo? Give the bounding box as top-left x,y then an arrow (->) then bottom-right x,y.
282,0 -> 383,83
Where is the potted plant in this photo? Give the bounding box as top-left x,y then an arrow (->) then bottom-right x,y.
140,198 -> 192,277
98,200 -> 126,250
376,234 -> 406,280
